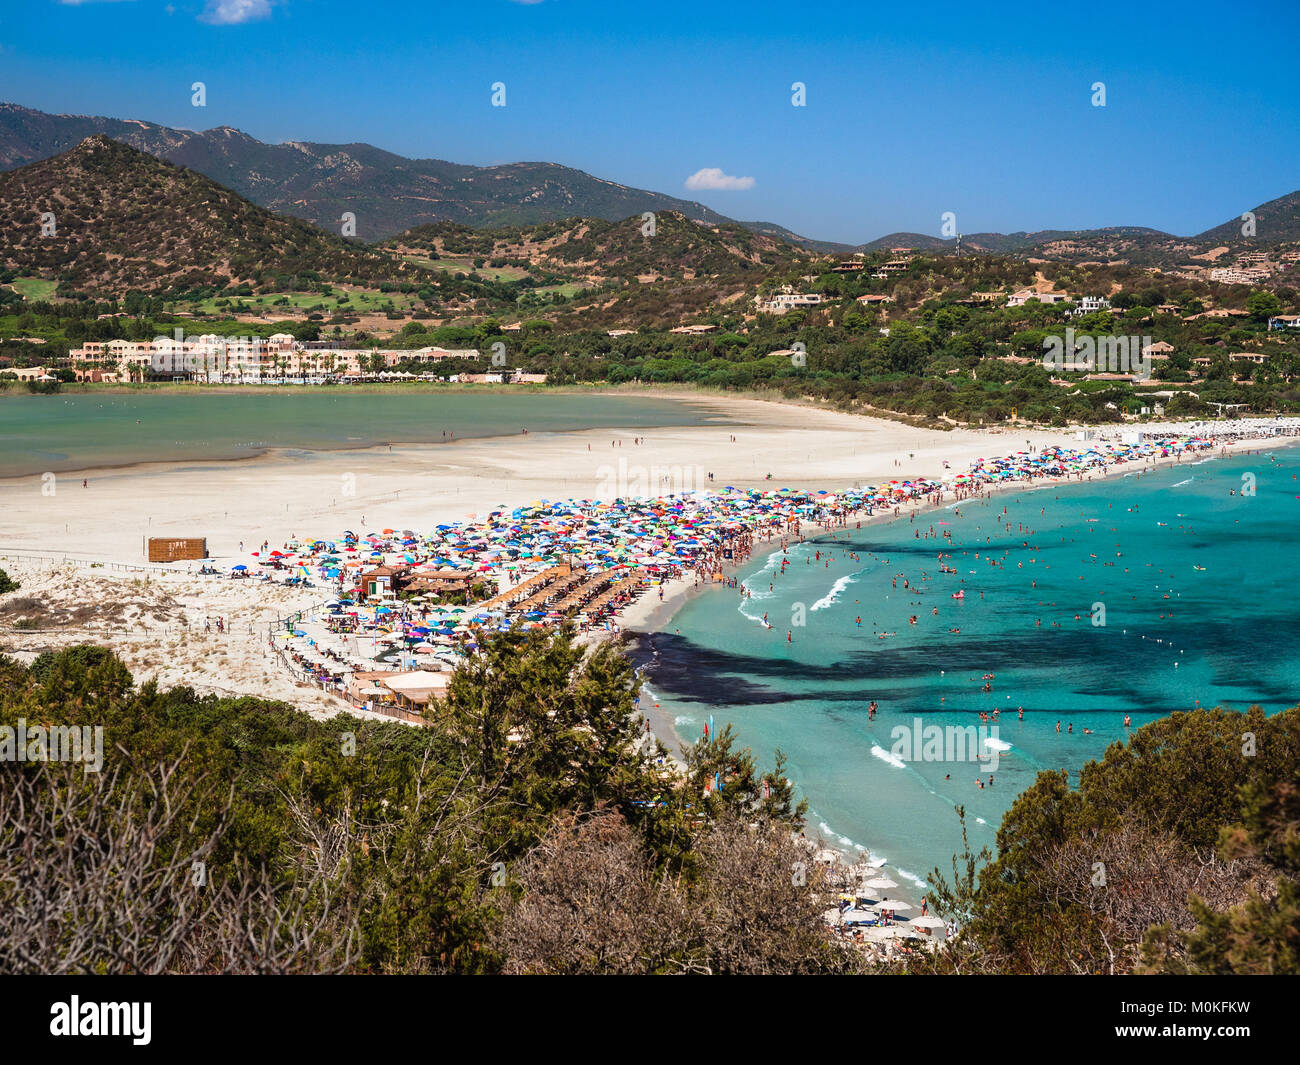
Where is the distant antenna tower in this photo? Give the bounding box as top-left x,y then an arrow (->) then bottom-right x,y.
955,232 -> 963,258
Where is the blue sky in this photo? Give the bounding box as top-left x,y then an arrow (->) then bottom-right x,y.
1,0 -> 1297,243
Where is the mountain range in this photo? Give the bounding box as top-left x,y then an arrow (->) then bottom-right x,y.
1,101 -> 1297,262
0,101 -> 828,246
0,136 -> 799,296
0,136 -> 423,293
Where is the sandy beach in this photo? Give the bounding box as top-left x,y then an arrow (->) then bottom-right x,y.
0,395 -> 1086,562
0,393 -> 1064,722
1,392 -> 1289,723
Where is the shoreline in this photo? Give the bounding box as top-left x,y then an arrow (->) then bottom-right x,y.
622,433 -> 1300,779
3,382 -> 1281,483
0,396 -> 1101,566
4,409 -> 1295,722
5,412 -> 1295,903
0,390 -> 736,482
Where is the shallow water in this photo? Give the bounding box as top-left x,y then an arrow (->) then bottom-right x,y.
0,391 -> 719,477
634,449 -> 1300,892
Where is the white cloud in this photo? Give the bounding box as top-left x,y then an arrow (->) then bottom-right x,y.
199,0 -> 273,24
684,167 -> 755,192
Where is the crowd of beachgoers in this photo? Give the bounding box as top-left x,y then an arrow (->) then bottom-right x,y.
246,432 -> 1230,715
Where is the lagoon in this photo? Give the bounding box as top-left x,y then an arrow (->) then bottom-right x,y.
0,390 -> 720,478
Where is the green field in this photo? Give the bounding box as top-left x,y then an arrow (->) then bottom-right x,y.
9,277 -> 58,302
531,282 -> 588,298
401,254 -> 530,282
170,286 -> 425,317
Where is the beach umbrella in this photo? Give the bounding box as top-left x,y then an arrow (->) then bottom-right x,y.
871,899 -> 914,912
912,915 -> 947,930
863,876 -> 898,891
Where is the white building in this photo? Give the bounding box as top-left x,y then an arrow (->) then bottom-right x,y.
1007,289 -> 1071,307
1074,295 -> 1112,314
758,292 -> 823,313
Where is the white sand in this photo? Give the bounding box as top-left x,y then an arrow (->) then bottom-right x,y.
0,394 -> 1257,713
0,557 -> 371,717
0,395 -> 1080,564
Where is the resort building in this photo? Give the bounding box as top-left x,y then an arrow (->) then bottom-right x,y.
3,365 -> 56,382
1007,289 -> 1071,307
389,347 -> 481,366
1073,295 -> 1112,314
756,292 -> 824,313
67,334 -> 507,384
1208,266 -> 1270,284
1268,314 -> 1300,331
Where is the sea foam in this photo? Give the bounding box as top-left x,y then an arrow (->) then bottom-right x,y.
870,745 -> 907,769
811,574 -> 856,612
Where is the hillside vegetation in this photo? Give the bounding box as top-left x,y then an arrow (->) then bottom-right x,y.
0,136 -> 425,295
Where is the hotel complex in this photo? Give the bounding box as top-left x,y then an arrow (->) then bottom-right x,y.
64,333 -> 544,384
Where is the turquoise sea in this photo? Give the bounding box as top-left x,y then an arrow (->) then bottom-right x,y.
633,449 -> 1300,894
0,391 -> 719,478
